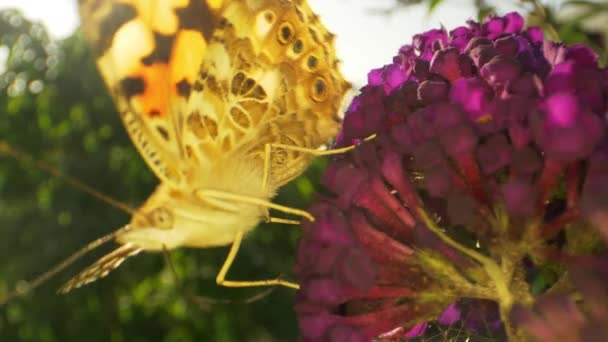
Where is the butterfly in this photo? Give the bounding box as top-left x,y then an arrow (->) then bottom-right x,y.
44,0 -> 350,294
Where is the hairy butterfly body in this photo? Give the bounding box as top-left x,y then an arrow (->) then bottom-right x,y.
58,0 -> 349,293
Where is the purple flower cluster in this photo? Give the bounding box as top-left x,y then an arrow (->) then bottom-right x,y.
294,12 -> 608,341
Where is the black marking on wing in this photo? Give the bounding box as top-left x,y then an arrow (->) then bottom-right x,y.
141,33 -> 175,65
120,109 -> 179,181
120,77 -> 145,99
156,125 -> 170,141
176,78 -> 192,98
193,80 -> 204,92
175,0 -> 215,41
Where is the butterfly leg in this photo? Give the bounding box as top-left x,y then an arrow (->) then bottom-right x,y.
196,189 -> 315,222
261,134 -> 376,193
199,133 -> 375,290
266,217 -> 300,225
216,230 -> 300,289
161,246 -> 275,306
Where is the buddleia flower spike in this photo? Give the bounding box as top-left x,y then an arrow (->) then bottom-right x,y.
294,12 -> 608,341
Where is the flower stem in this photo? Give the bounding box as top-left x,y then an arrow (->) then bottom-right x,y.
417,207 -> 521,338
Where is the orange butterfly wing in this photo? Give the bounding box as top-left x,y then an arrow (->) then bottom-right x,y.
78,0 -> 226,185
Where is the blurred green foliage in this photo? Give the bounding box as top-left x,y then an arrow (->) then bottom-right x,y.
0,8 -> 330,341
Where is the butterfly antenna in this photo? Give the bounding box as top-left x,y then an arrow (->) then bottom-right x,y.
0,224 -> 131,306
0,141 -> 134,215
161,247 -> 275,308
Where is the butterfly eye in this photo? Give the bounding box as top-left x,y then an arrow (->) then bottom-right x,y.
277,22 -> 294,45
148,207 -> 173,230
310,76 -> 329,102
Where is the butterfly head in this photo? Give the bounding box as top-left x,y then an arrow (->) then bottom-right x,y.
115,183 -> 264,251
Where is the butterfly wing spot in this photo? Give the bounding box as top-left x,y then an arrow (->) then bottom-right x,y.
277,22 -> 295,45
310,76 -> 328,102
141,33 -> 174,64
119,76 -> 146,98
307,26 -> 319,41
292,38 -> 303,54
193,80 -> 204,92
306,55 -> 318,70
187,111 -> 218,140
229,107 -> 251,130
204,74 -> 222,97
263,11 -> 276,24
230,72 -> 261,97
241,78 -> 256,95
156,126 -> 170,141
203,115 -> 219,139
122,62 -> 171,119
230,72 -> 245,95
250,84 -> 267,100
175,79 -> 192,97
172,0 -> 216,39
184,144 -> 194,160
293,4 -> 305,21
187,112 -> 205,138
217,17 -> 229,30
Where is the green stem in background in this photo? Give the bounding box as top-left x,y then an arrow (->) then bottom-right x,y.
417,207 -> 529,340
